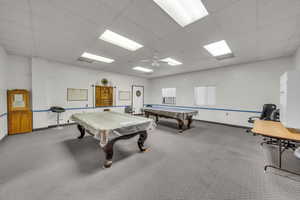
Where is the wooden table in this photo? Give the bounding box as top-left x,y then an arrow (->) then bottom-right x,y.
251,120 -> 300,175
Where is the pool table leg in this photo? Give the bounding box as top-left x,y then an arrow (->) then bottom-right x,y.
77,125 -> 86,139
103,142 -> 114,168
187,117 -> 193,129
155,114 -> 159,123
102,131 -> 148,168
138,131 -> 148,152
177,119 -> 184,132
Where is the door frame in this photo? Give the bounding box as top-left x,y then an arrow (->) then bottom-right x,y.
131,85 -> 144,113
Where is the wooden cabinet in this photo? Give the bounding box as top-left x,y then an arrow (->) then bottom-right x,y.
7,90 -> 32,134
95,86 -> 113,107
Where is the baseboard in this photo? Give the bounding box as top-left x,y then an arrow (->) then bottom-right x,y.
196,119 -> 251,129
32,120 -> 250,132
0,133 -> 7,141
33,123 -> 76,132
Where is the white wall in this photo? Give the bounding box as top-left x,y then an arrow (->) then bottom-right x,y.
6,55 -> 31,90
149,57 -> 293,127
32,58 -> 150,129
294,46 -> 300,70
0,46 -> 8,140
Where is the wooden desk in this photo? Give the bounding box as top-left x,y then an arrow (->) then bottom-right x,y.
251,120 -> 300,176
252,120 -> 300,141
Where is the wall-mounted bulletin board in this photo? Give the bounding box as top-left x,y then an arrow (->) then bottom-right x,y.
67,88 -> 88,101
119,91 -> 130,101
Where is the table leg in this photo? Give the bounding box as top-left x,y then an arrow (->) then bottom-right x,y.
177,119 -> 184,132
138,131 -> 148,152
145,112 -> 150,118
155,114 -> 159,123
77,125 -> 86,139
187,117 -> 193,129
103,141 -> 114,168
264,139 -> 300,176
102,131 -> 149,168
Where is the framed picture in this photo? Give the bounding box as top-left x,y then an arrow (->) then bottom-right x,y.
119,91 -> 130,101
67,88 -> 88,101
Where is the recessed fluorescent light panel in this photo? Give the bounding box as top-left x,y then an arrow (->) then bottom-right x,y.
99,30 -> 143,51
153,0 -> 209,27
161,57 -> 182,66
133,66 -> 153,73
80,52 -> 114,63
203,40 -> 232,57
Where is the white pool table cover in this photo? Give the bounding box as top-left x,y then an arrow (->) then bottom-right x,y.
71,111 -> 155,146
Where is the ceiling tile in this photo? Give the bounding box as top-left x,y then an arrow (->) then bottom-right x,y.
214,0 -> 257,37
50,0 -> 120,27
258,0 -> 300,28
100,0 -> 134,13
121,0 -> 181,38
0,1 -> 31,30
202,0 -> 240,14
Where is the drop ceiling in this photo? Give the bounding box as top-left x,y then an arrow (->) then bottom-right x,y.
0,0 -> 300,79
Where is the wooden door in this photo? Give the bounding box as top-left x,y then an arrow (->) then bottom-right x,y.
7,90 -> 32,134
95,86 -> 113,107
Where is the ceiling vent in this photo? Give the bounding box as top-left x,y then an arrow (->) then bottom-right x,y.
216,53 -> 235,61
78,57 -> 94,63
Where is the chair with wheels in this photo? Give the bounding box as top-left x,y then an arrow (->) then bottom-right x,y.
124,106 -> 134,114
294,147 -> 300,159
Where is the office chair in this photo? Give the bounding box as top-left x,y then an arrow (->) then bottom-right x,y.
246,104 -> 277,145
294,147 -> 300,159
124,106 -> 134,114
248,104 -> 277,125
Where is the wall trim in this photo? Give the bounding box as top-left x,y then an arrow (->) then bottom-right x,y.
0,113 -> 7,118
33,122 -> 76,132
147,104 -> 261,114
196,119 -> 251,129
32,105 -> 130,113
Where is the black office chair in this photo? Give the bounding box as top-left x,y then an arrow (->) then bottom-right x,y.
50,106 -> 66,129
248,104 -> 277,124
124,106 -> 133,114
246,104 -> 277,134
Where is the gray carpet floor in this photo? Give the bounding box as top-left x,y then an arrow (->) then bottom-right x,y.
1,120 -> 300,200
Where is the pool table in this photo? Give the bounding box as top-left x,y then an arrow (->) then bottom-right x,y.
142,107 -> 198,132
71,111 -> 155,168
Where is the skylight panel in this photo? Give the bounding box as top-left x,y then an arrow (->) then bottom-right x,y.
153,0 -> 209,27
133,66 -> 153,73
203,40 -> 232,57
99,30 -> 143,51
80,52 -> 114,63
161,57 -> 182,66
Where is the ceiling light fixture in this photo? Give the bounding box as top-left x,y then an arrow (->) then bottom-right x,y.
153,0 -> 209,27
80,52 -> 114,63
99,30 -> 143,51
160,57 -> 182,66
133,66 -> 153,73
203,40 -> 232,57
